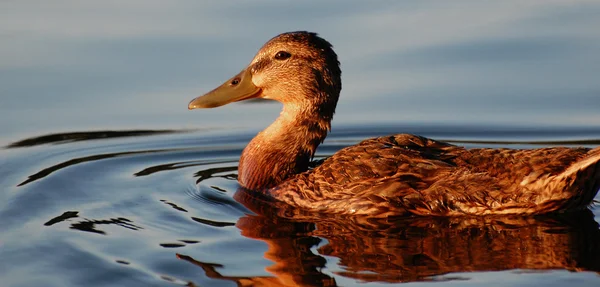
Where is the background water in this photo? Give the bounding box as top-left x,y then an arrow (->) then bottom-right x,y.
1,1 -> 600,286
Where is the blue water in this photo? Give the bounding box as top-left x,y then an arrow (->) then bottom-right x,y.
1,1 -> 600,286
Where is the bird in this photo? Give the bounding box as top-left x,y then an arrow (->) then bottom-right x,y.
188,31 -> 600,217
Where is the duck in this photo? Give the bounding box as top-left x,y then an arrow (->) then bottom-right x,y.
188,31 -> 600,217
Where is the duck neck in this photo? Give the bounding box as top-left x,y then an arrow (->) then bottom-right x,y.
239,102 -> 332,191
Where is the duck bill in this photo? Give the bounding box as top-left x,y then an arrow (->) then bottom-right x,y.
188,69 -> 261,109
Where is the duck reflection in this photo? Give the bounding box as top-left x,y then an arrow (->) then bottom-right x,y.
177,190 -> 600,286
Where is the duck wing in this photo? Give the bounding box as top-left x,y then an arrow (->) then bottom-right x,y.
273,134 -> 600,216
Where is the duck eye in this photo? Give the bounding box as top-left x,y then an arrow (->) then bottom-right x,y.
274,51 -> 291,60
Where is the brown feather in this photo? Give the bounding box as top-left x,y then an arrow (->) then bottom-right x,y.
271,136 -> 600,216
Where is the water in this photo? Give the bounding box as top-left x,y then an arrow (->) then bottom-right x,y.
1,1 -> 600,286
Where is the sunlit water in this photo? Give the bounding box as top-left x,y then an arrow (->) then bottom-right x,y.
2,1 -> 600,286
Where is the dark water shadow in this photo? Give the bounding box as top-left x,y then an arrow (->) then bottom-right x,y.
16,148 -> 237,187
44,211 -> 142,235
16,148 -> 190,186
5,129 -> 189,149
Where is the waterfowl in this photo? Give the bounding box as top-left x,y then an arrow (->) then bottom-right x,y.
188,31 -> 600,217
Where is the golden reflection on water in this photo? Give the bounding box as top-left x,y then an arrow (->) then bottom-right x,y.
176,191 -> 600,286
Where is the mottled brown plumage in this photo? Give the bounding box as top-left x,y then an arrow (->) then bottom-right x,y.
189,31 -> 600,216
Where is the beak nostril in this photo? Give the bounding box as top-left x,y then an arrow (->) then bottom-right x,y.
231,78 -> 240,86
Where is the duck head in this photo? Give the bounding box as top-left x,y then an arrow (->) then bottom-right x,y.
188,31 -> 341,113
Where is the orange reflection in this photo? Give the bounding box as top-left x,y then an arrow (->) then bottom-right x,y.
178,191 -> 600,286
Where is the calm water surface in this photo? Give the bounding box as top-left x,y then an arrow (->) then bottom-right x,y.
1,1 -> 600,286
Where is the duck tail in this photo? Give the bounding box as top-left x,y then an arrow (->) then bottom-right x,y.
554,147 -> 600,210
